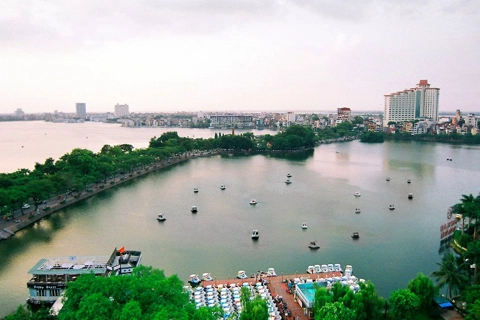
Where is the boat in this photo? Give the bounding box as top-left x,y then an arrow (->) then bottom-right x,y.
191,206 -> 198,213
286,173 -> 292,178
249,199 -> 257,205
351,232 -> 360,239
267,267 -> 277,277
237,270 -> 248,279
407,179 -> 411,184
314,264 -> 322,273
306,266 -> 315,274
251,230 -> 259,239
27,247 -> 142,306
220,185 -> 226,190
408,193 -> 413,199
447,157 -> 453,161
308,241 -> 320,250
334,264 -> 343,272
157,214 -> 166,221
202,272 -> 213,281
301,222 -> 308,229
389,205 -> 395,210
344,265 -> 353,276
355,208 -> 361,214
354,192 -> 361,197
285,179 -> 292,184
321,264 -> 328,273
386,177 -> 390,181
328,264 -> 335,272
188,274 -> 202,286
193,188 -> 199,193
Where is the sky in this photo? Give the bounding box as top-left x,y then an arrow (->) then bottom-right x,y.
1,0 -> 479,114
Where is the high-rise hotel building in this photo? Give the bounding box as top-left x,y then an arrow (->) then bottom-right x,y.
114,103 -> 129,118
383,80 -> 439,127
76,103 -> 86,118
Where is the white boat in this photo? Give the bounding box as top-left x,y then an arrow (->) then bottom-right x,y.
202,273 -> 213,281
408,193 -> 413,199
334,264 -> 342,272
157,214 -> 166,221
352,232 -> 360,239
220,185 -> 226,190
389,204 -> 395,210
407,179 -> 411,184
344,265 -> 353,276
237,270 -> 248,279
188,274 -> 202,286
314,265 -> 322,273
193,188 -> 199,193
308,241 -> 320,250
354,192 -> 361,197
386,177 -> 390,181
301,222 -> 307,229
267,268 -> 277,277
286,173 -> 292,178
252,230 -> 259,239
306,266 -> 315,274
355,208 -> 361,214
285,179 -> 292,184
191,206 -> 198,213
249,199 -> 257,205
321,264 -> 328,273
328,264 -> 335,272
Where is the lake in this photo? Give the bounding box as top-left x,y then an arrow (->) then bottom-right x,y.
0,121 -> 479,317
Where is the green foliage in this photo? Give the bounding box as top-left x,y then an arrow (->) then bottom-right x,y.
407,273 -> 436,310
431,252 -> 469,299
316,301 -> 356,320
239,286 -> 269,320
359,131 -> 384,143
388,289 -> 421,320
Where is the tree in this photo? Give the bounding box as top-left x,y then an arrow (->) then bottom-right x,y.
431,252 -> 469,298
388,289 -> 420,320
316,301 -> 355,320
239,286 -> 269,320
352,281 -> 385,320
407,273 -> 436,310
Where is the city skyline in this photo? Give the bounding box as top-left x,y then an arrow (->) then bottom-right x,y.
1,1 -> 479,114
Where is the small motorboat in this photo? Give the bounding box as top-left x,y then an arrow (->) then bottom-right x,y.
267,268 -> 277,277
301,222 -> 308,229
447,157 -> 453,161
249,199 -> 257,205
386,177 -> 390,181
252,230 -> 259,239
355,208 -> 361,214
193,188 -> 199,193
157,214 -> 166,221
285,179 -> 292,184
407,179 -> 411,184
344,265 -> 353,276
308,241 -> 320,250
220,185 -> 226,190
408,193 -> 413,199
389,204 -> 395,210
286,173 -> 292,178
354,192 -> 361,197
188,274 -> 202,286
306,266 -> 315,274
191,206 -> 198,213
351,232 -> 360,239
237,270 -> 248,279
202,273 -> 213,281
314,265 -> 322,273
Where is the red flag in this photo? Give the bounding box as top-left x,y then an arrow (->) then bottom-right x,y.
119,246 -> 125,254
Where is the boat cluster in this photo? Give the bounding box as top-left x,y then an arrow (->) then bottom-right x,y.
303,264 -> 362,292
306,263 -> 342,274
187,281 -> 281,319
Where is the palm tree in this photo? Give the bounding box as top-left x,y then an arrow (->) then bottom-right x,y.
460,194 -> 480,239
431,252 -> 469,299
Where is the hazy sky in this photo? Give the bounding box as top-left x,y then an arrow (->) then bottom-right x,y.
1,0 -> 479,114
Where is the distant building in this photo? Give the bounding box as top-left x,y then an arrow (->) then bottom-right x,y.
76,103 -> 86,118
114,103 -> 129,118
336,107 -> 352,124
383,80 -> 439,127
284,112 -> 296,125
208,113 -> 253,129
14,108 -> 25,117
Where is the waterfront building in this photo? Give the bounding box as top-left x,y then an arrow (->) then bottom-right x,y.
14,108 -> 25,117
336,107 -> 352,125
465,113 -> 477,127
208,113 -> 253,129
383,80 -> 439,127
75,103 -> 86,118
114,103 -> 130,118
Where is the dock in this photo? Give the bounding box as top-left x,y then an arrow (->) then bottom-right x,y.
200,270 -> 343,320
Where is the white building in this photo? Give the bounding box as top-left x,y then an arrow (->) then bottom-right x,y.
383,80 -> 439,127
465,114 -> 477,127
114,103 -> 129,118
76,103 -> 86,118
